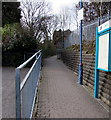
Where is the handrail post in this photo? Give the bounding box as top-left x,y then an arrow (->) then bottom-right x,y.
15,68 -> 21,119
15,50 -> 42,118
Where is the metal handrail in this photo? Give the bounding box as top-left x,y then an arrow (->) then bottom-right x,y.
20,53 -> 41,91
15,50 -> 42,119
17,50 -> 41,69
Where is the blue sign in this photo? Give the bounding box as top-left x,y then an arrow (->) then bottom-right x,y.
94,20 -> 111,98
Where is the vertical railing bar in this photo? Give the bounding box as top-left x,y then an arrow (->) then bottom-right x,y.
20,60 -> 37,91
30,55 -> 42,118
16,50 -> 42,118
15,68 -> 21,119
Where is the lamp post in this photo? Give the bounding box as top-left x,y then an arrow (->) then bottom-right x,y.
79,0 -> 83,85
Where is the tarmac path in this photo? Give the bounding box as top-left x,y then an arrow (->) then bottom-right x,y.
35,56 -> 109,118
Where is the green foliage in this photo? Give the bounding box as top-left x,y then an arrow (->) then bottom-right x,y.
2,23 -> 38,66
66,40 -> 95,55
2,2 -> 57,66
12,34 -> 37,53
2,23 -> 37,52
40,41 -> 56,58
2,23 -> 18,51
2,24 -> 17,38
2,21 -> 57,66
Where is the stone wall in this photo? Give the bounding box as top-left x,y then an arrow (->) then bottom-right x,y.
61,50 -> 111,107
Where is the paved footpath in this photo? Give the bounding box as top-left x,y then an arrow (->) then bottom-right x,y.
35,56 -> 109,118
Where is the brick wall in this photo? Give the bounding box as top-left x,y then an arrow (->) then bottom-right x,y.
61,50 -> 111,107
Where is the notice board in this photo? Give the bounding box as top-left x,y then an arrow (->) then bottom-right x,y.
98,32 -> 109,71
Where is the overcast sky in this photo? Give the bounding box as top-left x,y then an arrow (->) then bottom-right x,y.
18,0 -> 79,14
18,0 -> 80,31
46,0 -> 79,14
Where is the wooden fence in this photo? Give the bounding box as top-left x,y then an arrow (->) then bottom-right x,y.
61,50 -> 111,107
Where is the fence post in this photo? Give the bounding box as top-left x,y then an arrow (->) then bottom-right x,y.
15,68 -> 21,119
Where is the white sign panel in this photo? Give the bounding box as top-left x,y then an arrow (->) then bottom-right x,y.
78,8 -> 83,22
98,33 -> 109,70
98,19 -> 111,32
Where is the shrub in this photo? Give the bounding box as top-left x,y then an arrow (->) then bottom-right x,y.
2,23 -> 38,66
40,41 -> 56,58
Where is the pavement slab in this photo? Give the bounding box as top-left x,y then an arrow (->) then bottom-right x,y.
35,56 -> 109,118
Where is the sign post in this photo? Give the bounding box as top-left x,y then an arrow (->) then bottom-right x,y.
94,20 -> 111,98
78,0 -> 83,85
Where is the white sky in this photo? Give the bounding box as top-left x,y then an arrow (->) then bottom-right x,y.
46,0 -> 79,14
18,0 -> 80,30
18,0 -> 79,14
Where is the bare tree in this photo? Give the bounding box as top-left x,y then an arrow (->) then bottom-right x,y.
67,4 -> 79,31
58,7 -> 69,31
20,0 -> 52,42
45,15 -> 60,40
57,5 -> 79,31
